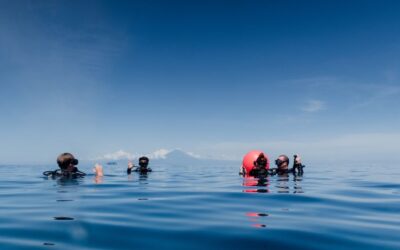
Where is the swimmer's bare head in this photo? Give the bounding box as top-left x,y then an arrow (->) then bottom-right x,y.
275,155 -> 289,170
57,153 -> 79,172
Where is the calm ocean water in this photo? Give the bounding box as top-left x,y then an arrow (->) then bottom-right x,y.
0,163 -> 399,249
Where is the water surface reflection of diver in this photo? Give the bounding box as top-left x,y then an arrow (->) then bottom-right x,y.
275,173 -> 304,193
43,153 -> 86,179
242,176 -> 270,193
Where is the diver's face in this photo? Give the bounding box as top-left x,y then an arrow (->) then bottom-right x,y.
277,156 -> 288,170
139,161 -> 148,168
65,158 -> 78,172
63,158 -> 78,172
65,163 -> 76,172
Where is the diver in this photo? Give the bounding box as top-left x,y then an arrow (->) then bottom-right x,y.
240,151 -> 305,177
127,156 -> 152,174
247,153 -> 270,177
43,153 -> 86,178
270,154 -> 305,175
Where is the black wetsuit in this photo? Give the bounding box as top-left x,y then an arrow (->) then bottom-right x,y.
270,164 -> 305,175
43,168 -> 86,178
248,167 -> 270,178
247,163 -> 305,177
127,167 -> 152,175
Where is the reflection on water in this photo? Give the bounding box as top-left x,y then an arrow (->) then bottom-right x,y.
55,176 -> 84,187
242,176 -> 270,193
94,175 -> 103,184
276,174 -> 303,194
53,216 -> 75,221
242,174 -> 304,229
242,174 -> 303,194
138,173 -> 149,184
127,172 -> 149,183
246,212 -> 269,228
0,164 -> 399,250
293,175 -> 304,194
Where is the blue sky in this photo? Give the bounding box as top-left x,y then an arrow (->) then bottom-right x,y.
1,1 -> 400,164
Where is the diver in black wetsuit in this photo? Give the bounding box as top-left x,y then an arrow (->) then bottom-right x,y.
270,154 -> 305,175
127,156 -> 152,174
43,153 -> 86,178
248,153 -> 269,177
242,153 -> 305,177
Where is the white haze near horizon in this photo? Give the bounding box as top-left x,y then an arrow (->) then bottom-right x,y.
0,133 -> 399,166
15,132 -> 394,165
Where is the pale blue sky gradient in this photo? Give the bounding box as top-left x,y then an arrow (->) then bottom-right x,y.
1,1 -> 400,164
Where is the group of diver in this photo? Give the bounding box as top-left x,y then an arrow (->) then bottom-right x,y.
43,152 -> 152,178
240,153 -> 305,177
43,151 -> 305,179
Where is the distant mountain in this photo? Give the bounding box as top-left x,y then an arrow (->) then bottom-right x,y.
90,149 -> 238,167
152,149 -> 237,167
162,149 -> 199,161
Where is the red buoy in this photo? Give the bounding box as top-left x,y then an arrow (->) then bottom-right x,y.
242,150 -> 270,175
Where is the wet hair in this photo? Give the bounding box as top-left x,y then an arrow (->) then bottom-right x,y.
139,156 -> 149,163
57,153 -> 78,170
256,153 -> 267,166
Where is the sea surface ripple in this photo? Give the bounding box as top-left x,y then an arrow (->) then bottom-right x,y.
0,163 -> 399,249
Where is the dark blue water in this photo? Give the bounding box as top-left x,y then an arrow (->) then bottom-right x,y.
0,164 -> 399,249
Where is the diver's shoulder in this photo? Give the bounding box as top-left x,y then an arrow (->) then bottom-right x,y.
43,169 -> 86,178
134,167 -> 152,172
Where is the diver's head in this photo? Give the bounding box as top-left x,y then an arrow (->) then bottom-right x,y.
254,153 -> 268,169
138,156 -> 149,168
57,153 -> 79,172
275,155 -> 289,170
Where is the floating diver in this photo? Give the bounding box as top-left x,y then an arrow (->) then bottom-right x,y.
271,154 -> 305,175
127,156 -> 152,174
43,153 -> 86,178
240,151 -> 305,177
